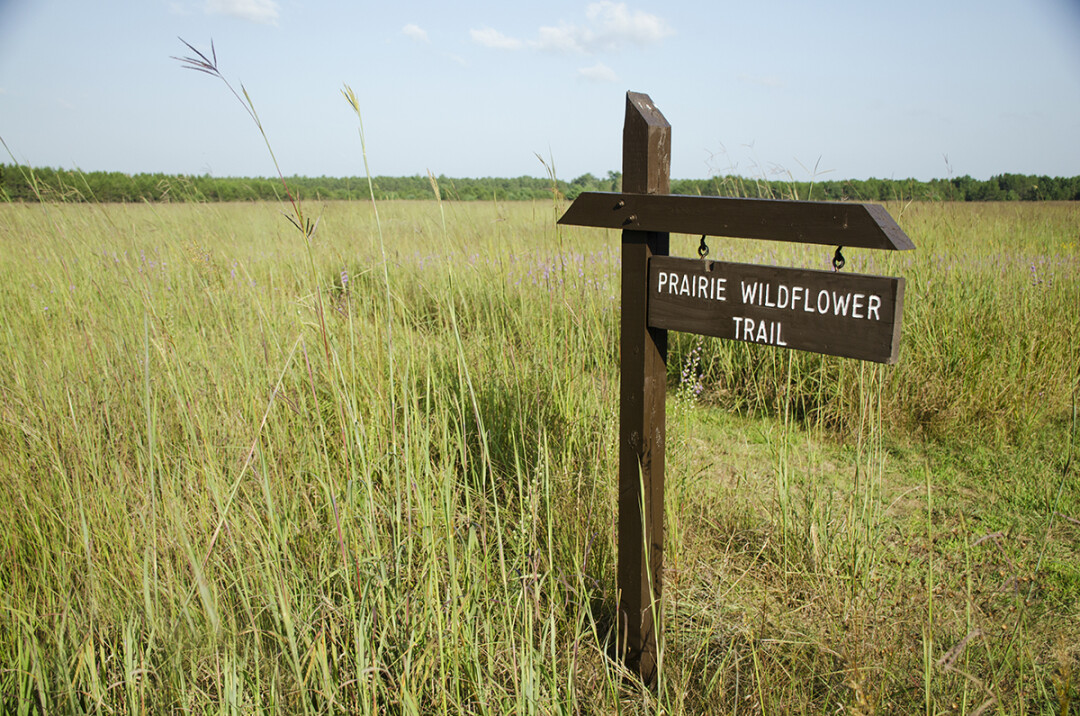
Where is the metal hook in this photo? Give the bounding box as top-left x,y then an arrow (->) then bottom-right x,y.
698,235 -> 710,259
832,246 -> 845,272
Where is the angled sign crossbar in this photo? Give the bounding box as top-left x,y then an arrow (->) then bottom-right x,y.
559,191 -> 916,251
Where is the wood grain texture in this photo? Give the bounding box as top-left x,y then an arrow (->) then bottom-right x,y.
559,192 -> 916,251
618,91 -> 669,683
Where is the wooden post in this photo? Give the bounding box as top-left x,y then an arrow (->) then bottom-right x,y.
618,91 -> 670,681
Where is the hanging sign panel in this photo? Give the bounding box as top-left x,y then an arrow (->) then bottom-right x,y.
648,255 -> 905,363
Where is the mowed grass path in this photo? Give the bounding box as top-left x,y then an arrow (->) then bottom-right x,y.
0,198 -> 1077,714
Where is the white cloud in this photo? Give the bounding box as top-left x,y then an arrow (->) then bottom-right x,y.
469,26 -> 524,50
477,3 -> 672,56
537,2 -> 673,54
535,23 -> 588,54
402,24 -> 429,43
585,1 -> 673,48
205,0 -> 279,25
578,62 -> 618,83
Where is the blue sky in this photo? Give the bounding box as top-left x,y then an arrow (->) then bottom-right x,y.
1,0 -> 1078,181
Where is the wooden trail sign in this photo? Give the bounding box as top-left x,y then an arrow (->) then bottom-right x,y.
557,91 -> 915,683
649,257 -> 905,363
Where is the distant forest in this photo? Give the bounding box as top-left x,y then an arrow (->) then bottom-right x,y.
2,164 -> 1079,203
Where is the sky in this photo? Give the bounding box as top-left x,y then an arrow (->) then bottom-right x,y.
1,0 -> 1078,182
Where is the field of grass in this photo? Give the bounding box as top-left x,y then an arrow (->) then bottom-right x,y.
0,195 -> 1077,714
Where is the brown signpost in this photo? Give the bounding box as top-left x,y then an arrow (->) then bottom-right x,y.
558,91 -> 915,682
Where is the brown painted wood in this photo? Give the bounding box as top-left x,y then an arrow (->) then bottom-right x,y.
618,91 -> 669,683
649,256 -> 905,363
559,192 -> 916,251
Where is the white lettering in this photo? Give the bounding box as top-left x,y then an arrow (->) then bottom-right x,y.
659,268 -> 884,331
741,281 -> 758,304
852,293 -> 865,319
733,316 -> 788,346
868,294 -> 881,320
658,272 -> 730,302
832,291 -> 851,317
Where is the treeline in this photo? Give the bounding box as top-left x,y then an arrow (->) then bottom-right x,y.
0,166 -> 580,203
671,173 -> 1080,202
2,164 -> 1079,203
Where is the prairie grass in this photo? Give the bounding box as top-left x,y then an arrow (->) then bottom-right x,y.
0,192 -> 1077,714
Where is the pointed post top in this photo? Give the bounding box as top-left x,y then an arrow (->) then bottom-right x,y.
625,92 -> 669,130
624,92 -> 671,196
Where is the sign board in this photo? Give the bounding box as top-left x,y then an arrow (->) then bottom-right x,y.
649,256 -> 905,363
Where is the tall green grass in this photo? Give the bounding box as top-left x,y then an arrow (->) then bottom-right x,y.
0,196 -> 628,713
0,185 -> 1076,713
